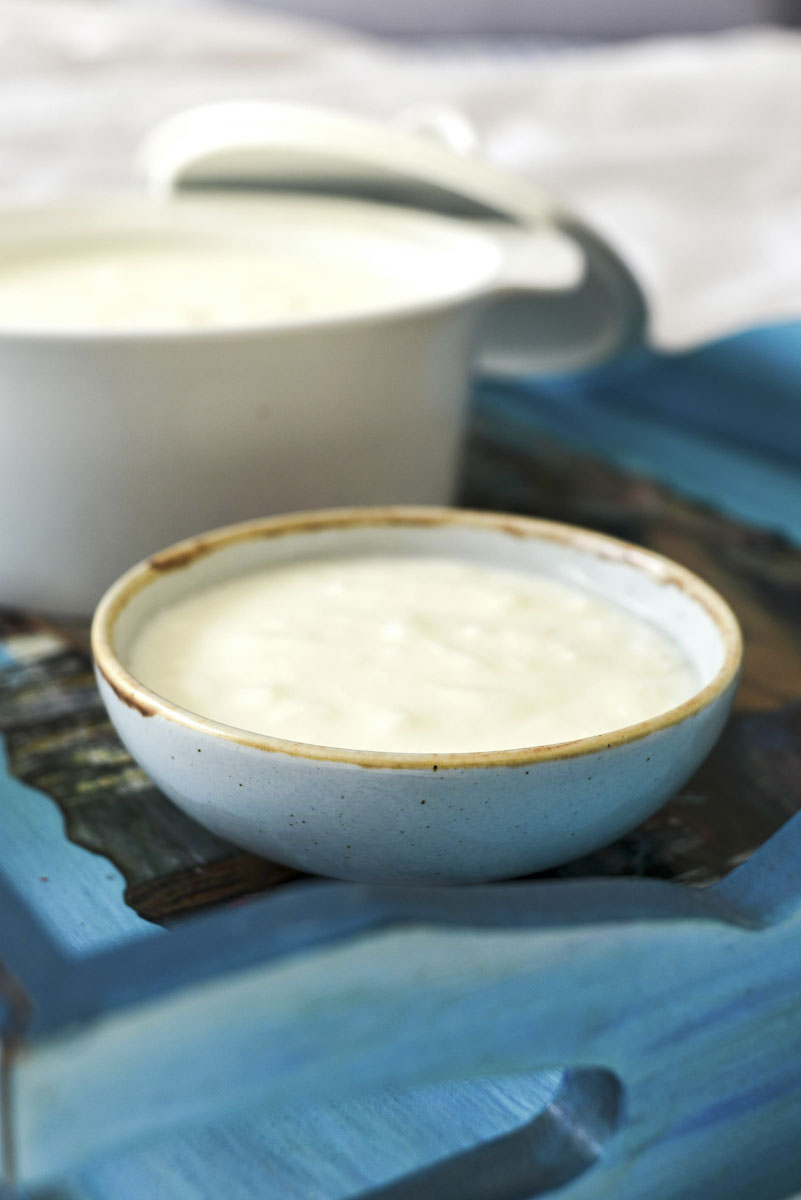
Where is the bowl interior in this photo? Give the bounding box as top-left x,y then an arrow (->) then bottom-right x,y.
108,513 -> 732,718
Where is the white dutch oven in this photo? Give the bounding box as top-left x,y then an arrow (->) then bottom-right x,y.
0,103 -> 646,614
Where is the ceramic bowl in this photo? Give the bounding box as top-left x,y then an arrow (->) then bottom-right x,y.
91,506 -> 742,884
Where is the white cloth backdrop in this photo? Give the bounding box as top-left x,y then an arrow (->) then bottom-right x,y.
1,0 -> 800,347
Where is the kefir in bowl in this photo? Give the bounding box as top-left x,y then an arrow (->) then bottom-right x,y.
92,506 -> 741,884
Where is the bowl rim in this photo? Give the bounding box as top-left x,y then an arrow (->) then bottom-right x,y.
91,505 -> 743,770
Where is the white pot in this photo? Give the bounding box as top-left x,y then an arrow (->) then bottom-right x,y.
0,184 -> 643,615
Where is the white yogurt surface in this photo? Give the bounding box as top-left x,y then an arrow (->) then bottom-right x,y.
129,555 -> 699,753
0,235 -> 445,331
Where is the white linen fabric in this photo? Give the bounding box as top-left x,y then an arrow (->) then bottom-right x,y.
0,0 -> 799,347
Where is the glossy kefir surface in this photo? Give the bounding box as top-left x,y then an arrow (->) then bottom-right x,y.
129,555 -> 698,753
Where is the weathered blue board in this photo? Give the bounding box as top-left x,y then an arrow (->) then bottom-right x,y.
2,322 -> 801,1199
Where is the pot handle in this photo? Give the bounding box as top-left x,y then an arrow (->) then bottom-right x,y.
391,104 -> 647,378
141,100 -> 647,377
476,215 -> 648,379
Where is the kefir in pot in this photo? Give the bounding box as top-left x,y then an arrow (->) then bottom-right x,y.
0,233 -> 449,331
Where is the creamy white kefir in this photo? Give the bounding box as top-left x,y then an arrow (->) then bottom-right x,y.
0,236 -> 439,331
129,556 -> 698,753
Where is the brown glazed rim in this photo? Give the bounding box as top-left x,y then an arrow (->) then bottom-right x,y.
91,506 -> 743,770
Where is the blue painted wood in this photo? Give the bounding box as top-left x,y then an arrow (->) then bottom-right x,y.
3,703 -> 800,1198
709,806 -> 801,928
7,809 -> 801,1198
3,323 -> 801,1198
479,322 -> 801,547
0,647 -> 155,960
0,844 -> 774,1037
67,1072 -> 566,1200
609,324 -> 801,468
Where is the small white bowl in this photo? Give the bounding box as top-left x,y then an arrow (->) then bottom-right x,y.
91,507 -> 741,884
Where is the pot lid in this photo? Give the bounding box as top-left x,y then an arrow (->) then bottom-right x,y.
140,101 -> 647,376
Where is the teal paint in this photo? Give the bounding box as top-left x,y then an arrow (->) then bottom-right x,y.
7,822 -> 801,1199
0,733 -> 154,958
477,321 -> 801,546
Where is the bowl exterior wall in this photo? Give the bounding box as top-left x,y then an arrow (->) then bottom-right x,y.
97,670 -> 737,884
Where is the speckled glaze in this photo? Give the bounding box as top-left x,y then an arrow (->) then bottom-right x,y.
91,507 -> 742,884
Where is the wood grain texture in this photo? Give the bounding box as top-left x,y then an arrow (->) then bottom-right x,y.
9,811 -> 801,1199
461,418 -> 801,883
0,620 -> 299,923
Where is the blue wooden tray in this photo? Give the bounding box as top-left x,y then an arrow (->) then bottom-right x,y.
2,322 -> 801,1200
